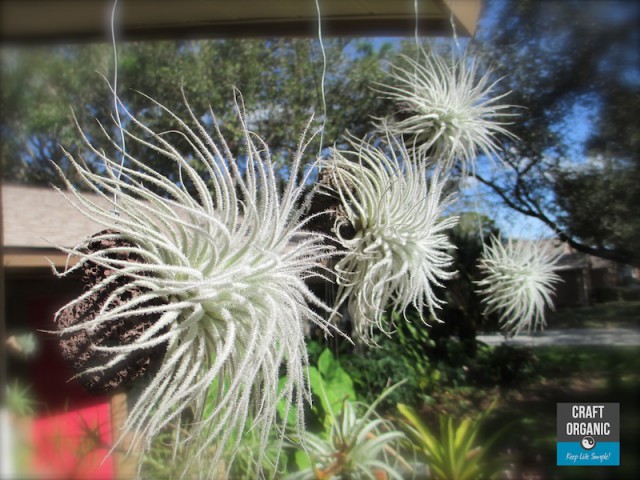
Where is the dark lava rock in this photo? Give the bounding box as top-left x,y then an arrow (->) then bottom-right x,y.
56,229 -> 168,395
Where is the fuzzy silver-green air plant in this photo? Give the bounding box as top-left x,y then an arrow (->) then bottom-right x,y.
326,134 -> 458,344
476,236 -> 563,335
378,50 -> 514,173
53,94 -> 333,478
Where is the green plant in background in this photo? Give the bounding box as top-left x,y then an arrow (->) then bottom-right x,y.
288,383 -> 409,480
6,333 -> 39,357
307,349 -> 358,429
277,348 -> 357,432
341,311 -> 439,410
397,403 -> 508,480
469,343 -> 539,387
143,402 -> 290,479
6,381 -> 37,417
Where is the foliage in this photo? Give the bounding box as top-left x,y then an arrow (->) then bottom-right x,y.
7,333 -> 39,357
469,344 -> 539,387
278,348 -> 357,431
397,403 -> 508,480
1,45 -> 113,186
553,158 -> 640,264
436,212 -> 501,348
288,384 -> 408,480
341,343 -> 428,412
1,39 -> 395,190
143,404 -> 289,479
6,380 -> 37,417
340,313 -> 476,411
470,0 -> 640,265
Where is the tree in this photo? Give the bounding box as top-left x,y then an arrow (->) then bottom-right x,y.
1,39 -> 395,191
469,0 -> 640,265
553,158 -> 640,262
1,45 -> 112,185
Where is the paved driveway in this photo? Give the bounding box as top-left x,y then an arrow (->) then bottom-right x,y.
477,327 -> 640,347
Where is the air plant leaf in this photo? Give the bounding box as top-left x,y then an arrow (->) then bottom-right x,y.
288,383 -> 408,480
377,49 -> 515,174
325,132 -> 458,344
52,91 -> 334,478
398,402 -> 508,480
476,236 -> 563,335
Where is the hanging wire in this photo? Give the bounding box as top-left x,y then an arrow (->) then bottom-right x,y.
414,0 -> 420,51
314,0 -> 328,159
446,2 -> 485,245
449,1 -> 462,53
110,0 -> 126,216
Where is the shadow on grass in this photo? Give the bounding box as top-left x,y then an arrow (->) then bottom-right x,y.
548,301 -> 640,329
484,346 -> 640,480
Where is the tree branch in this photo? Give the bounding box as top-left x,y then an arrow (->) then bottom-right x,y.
474,172 -> 637,265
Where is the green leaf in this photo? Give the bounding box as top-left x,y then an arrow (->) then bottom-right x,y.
308,349 -> 356,427
294,449 -> 312,471
276,377 -> 298,427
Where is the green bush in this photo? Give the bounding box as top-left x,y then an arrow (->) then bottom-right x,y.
591,287 -> 619,303
469,344 -> 539,387
619,287 -> 640,302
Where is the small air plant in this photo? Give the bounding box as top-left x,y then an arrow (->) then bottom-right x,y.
287,383 -> 409,480
377,49 -> 515,174
52,91 -> 334,478
476,236 -> 563,335
325,133 -> 458,344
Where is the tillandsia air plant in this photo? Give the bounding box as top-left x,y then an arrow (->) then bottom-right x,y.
397,402 -> 508,480
475,236 -> 563,335
324,132 -> 458,344
52,91 -> 335,478
287,383 -> 410,480
377,48 -> 515,174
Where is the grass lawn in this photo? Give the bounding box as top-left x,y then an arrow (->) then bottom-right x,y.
547,301 -> 640,329
422,345 -> 640,479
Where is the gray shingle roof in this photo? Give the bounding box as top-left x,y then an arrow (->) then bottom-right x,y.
2,183 -> 107,249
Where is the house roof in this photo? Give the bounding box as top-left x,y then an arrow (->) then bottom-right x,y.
2,183 -> 618,272
0,0 -> 481,44
2,184 -> 107,250
1,182 -> 294,268
2,183 -> 108,268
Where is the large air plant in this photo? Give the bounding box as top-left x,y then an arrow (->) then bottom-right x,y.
378,49 -> 514,173
476,236 -> 563,335
325,133 -> 458,344
53,93 -> 333,478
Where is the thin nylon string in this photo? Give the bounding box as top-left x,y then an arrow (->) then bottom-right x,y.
414,0 -> 420,51
314,0 -> 328,159
314,0 -> 337,334
449,1 -> 461,52
110,0 -> 126,216
446,2 -> 484,246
